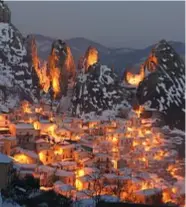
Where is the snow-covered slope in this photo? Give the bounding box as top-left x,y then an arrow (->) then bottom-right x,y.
137,40 -> 185,130
0,22 -> 33,92
0,1 -> 37,112
71,63 -> 131,120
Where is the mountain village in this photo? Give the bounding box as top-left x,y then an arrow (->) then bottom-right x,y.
0,100 -> 184,206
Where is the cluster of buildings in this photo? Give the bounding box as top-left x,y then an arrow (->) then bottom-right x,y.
0,101 -> 184,206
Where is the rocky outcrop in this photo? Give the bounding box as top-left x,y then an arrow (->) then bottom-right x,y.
77,46 -> 99,73
0,0 -> 11,23
24,35 -> 41,99
48,39 -> 76,101
0,1 -> 37,111
136,40 -> 185,130
48,39 -> 68,100
71,63 -> 131,119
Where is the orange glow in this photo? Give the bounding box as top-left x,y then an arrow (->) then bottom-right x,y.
167,164 -> 178,178
112,146 -> 118,153
39,61 -> 50,93
154,150 -> 165,160
112,137 -> 118,143
134,106 -> 144,118
31,39 -> 50,93
142,141 -> 147,146
172,187 -> 178,194
51,67 -> 61,98
47,124 -> 58,138
54,147 -> 63,155
144,130 -> 151,135
38,151 -> 45,164
48,49 -> 61,98
138,129 -> 144,137
33,121 -> 40,130
127,127 -> 133,132
162,190 -> 177,205
162,191 -> 172,204
35,107 -> 43,114
145,52 -> 158,72
64,46 -> 76,79
0,115 -> 4,121
85,46 -> 98,72
75,179 -> 83,191
133,140 -> 139,147
14,154 -> 31,164
140,157 -> 147,162
77,169 -> 84,177
144,146 -> 151,152
22,101 -> 32,114
125,64 -> 145,86
40,186 -> 53,191
141,181 -> 153,190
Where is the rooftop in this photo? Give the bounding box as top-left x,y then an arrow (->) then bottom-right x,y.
0,152 -> 12,163
16,123 -> 34,129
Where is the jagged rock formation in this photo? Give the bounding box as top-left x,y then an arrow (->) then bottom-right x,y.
0,1 -> 35,111
71,63 -> 131,119
0,0 -> 10,23
48,39 -> 76,100
77,46 -> 99,73
136,40 -> 185,130
24,35 -> 41,99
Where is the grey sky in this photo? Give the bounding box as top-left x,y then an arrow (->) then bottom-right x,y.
7,1 -> 185,48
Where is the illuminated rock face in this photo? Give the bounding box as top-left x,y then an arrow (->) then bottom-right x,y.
24,35 -> 42,99
48,40 -> 76,100
77,46 -> 99,73
137,40 -> 185,130
125,64 -> 145,87
71,63 -> 130,118
84,46 -> 99,72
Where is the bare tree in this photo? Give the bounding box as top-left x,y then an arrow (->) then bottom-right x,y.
82,169 -> 105,206
109,176 -> 125,200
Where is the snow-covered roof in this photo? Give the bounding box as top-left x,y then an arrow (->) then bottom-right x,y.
136,188 -> 162,196
15,163 -> 37,170
52,161 -> 77,167
0,152 -> 12,163
64,125 -> 83,133
54,181 -> 75,192
16,123 -> 34,129
61,144 -> 75,149
35,138 -> 48,143
78,175 -> 93,183
55,169 -> 74,177
0,127 -> 9,131
0,135 -> 16,141
38,165 -> 55,173
14,147 -> 38,159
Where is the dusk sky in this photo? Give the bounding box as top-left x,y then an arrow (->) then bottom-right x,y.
7,1 -> 185,48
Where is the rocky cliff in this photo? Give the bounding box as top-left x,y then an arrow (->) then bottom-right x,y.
136,40 -> 185,130
71,63 -> 131,119
0,1 -> 35,111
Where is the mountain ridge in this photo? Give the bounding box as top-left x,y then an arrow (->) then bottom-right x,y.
33,33 -> 185,77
